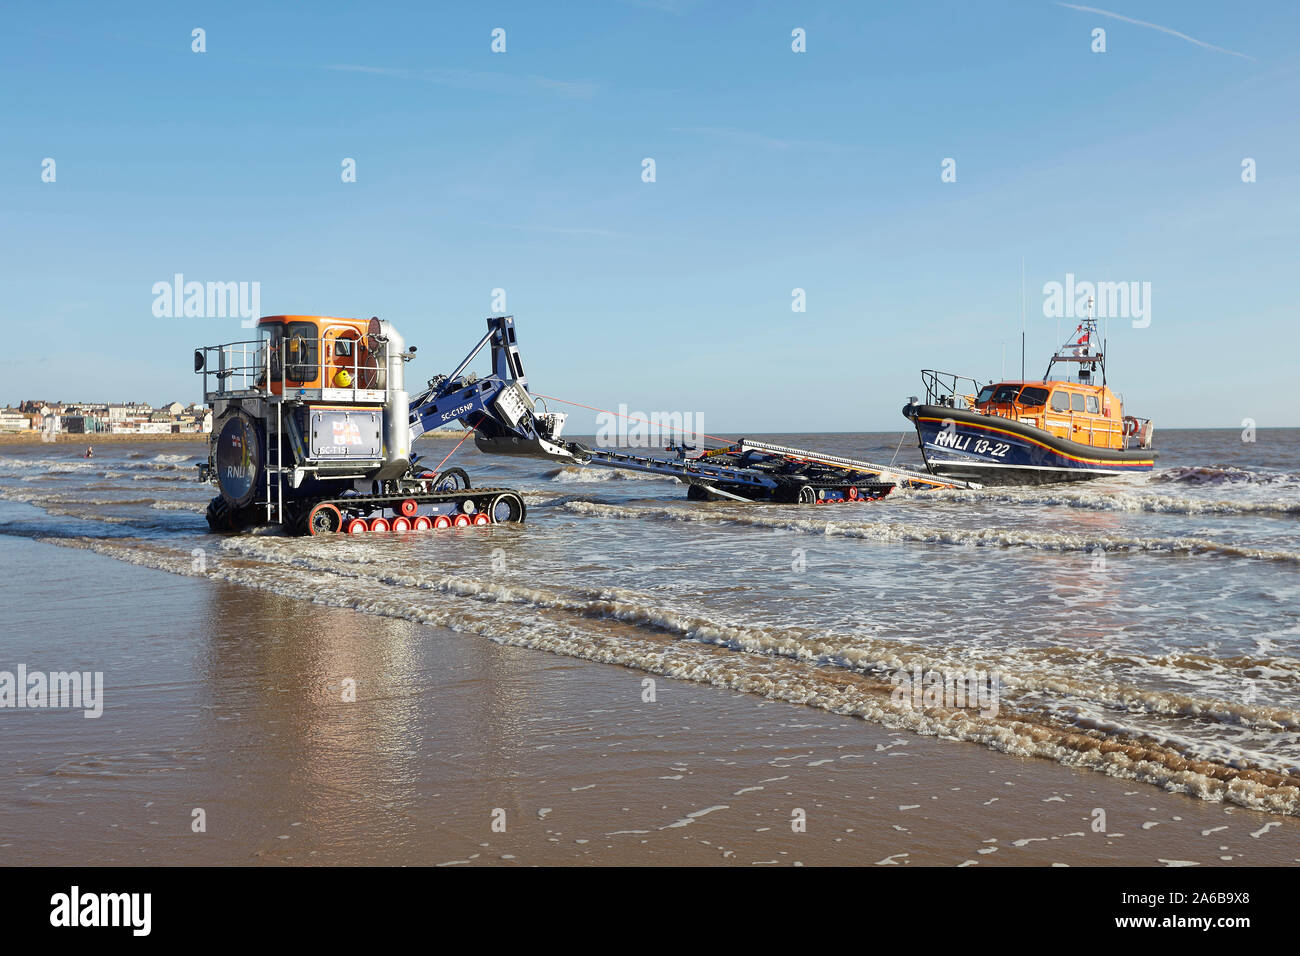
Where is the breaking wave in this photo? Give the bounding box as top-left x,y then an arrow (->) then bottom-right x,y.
544,465 -> 681,484
561,501 -> 1300,564
1153,466 -> 1300,487
903,486 -> 1300,517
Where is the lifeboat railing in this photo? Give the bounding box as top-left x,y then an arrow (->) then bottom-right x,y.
1122,416 -> 1154,451
918,370 -> 985,410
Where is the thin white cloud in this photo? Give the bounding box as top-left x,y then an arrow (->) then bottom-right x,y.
326,64 -> 598,99
1055,3 -> 1257,61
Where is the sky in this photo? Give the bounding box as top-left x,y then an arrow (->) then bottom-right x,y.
2,1 -> 1297,432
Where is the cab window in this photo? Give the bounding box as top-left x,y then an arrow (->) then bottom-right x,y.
1085,395 -> 1100,414
1050,391 -> 1069,412
1019,387 -> 1048,407
285,321 -> 319,383
1071,394 -> 1086,412
260,322 -> 284,380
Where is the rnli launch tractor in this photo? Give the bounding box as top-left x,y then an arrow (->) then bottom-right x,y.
194,315 -> 553,535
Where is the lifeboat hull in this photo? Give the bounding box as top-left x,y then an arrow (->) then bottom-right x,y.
903,404 -> 1155,486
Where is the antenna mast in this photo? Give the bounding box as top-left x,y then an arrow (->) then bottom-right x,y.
1044,293 -> 1103,385
1019,258 -> 1026,380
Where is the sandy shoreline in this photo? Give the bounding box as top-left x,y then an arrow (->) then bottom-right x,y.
2,534 -> 1296,866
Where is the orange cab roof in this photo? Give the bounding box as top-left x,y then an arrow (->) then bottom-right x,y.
258,315 -> 358,324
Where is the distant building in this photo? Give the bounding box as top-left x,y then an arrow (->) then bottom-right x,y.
0,409 -> 32,431
5,398 -> 204,436
107,403 -> 152,424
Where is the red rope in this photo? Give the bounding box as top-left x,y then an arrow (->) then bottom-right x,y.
428,412 -> 484,473
431,430 -> 473,473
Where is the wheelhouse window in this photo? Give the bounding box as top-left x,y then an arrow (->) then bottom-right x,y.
991,384 -> 1021,403
1019,387 -> 1048,407
976,385 -> 995,404
1050,391 -> 1069,412
1085,394 -> 1100,414
1071,393 -> 1086,412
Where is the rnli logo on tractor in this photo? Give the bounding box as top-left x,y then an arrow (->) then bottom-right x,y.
332,420 -> 364,445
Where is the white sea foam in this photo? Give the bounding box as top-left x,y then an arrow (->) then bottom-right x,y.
544,465 -> 680,484
560,500 -> 1300,564
898,486 -> 1300,517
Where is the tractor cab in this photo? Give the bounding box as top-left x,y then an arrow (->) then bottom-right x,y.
254,315 -> 386,398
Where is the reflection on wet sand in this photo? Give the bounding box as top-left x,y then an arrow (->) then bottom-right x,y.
195,583 -> 548,858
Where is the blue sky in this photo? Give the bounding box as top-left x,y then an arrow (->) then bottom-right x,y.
2,1 -> 1296,431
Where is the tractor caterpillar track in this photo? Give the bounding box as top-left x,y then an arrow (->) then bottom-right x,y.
207,487 -> 526,536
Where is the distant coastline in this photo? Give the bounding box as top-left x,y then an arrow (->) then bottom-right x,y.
0,432 -> 200,445
0,430 -> 472,446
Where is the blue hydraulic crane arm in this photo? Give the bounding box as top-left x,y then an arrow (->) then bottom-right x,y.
406,315 -> 576,459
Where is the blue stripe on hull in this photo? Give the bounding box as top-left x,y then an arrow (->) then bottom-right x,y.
914,417 -> 1152,485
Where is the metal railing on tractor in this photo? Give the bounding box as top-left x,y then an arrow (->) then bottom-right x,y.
194,334 -> 391,405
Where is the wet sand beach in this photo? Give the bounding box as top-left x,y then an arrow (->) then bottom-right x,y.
3,535 -> 1296,867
